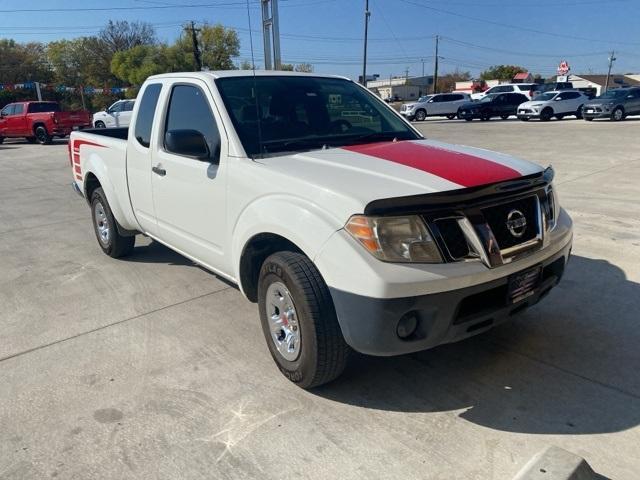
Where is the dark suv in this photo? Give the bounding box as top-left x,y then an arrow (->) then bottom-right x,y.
457,93 -> 529,121
582,87 -> 640,121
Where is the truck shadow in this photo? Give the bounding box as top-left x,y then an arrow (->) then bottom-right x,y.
315,255 -> 640,436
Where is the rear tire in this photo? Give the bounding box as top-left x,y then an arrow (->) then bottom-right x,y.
575,105 -> 583,119
414,109 -> 427,122
446,114 -> 456,120
95,121 -> 106,129
35,126 -> 52,145
258,251 -> 350,389
90,187 -> 135,258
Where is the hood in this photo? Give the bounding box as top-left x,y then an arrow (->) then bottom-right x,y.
459,100 -> 481,109
402,103 -> 417,109
585,97 -> 618,105
257,139 -> 544,221
519,100 -> 545,108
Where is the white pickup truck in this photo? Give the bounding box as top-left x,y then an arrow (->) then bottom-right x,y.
70,71 -> 573,388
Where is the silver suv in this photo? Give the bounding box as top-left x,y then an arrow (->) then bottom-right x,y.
400,93 -> 470,121
583,87 -> 640,121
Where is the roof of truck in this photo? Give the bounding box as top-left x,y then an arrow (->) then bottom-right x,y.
147,70 -> 351,81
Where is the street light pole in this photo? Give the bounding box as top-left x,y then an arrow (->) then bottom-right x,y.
361,0 -> 370,85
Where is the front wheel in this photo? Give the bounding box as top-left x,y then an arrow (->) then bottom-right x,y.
35,126 -> 52,144
94,121 -> 106,129
414,109 -> 427,122
575,105 -> 583,119
446,114 -> 456,120
258,251 -> 350,389
611,107 -> 625,121
540,108 -> 553,122
90,187 -> 135,258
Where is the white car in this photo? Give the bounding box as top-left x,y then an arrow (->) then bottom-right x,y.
93,99 -> 135,128
400,93 -> 470,121
69,71 -> 572,388
472,83 -> 539,101
517,90 -> 589,121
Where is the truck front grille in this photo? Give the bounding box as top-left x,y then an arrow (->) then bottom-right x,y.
433,218 -> 470,260
481,195 -> 539,250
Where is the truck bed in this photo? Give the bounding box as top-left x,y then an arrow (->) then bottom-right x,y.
79,127 -> 128,140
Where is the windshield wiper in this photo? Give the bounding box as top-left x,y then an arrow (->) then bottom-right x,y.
347,131 -> 401,145
260,138 -> 332,154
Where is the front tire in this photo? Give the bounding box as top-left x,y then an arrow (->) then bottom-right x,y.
611,107 -> 625,121
35,126 -> 52,145
90,187 -> 135,258
575,105 -> 583,119
95,121 -> 106,129
446,114 -> 456,120
414,109 -> 427,122
540,108 -> 553,122
258,251 -> 350,389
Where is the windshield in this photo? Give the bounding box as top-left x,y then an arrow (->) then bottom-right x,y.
27,102 -> 60,113
536,93 -> 557,101
216,76 -> 420,157
417,95 -> 432,102
599,89 -> 627,99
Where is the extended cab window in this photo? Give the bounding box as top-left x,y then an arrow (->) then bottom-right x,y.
27,103 -> 60,113
164,84 -> 220,160
216,76 -> 419,158
13,104 -> 24,114
135,83 -> 162,148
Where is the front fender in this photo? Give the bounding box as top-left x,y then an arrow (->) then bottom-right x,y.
231,194 -> 343,293
83,153 -> 140,232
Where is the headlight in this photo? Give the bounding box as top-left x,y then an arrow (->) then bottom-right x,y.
345,215 -> 442,263
531,104 -> 542,108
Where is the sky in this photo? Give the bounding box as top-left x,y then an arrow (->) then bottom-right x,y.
1,0 -> 640,81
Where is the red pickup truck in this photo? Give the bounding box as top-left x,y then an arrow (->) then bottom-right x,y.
0,101 -> 92,144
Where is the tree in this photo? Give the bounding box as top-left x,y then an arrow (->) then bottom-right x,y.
99,20 -> 156,54
111,44 -> 174,85
294,63 -> 313,73
437,69 -> 471,93
47,37 -> 117,86
280,63 -> 294,71
0,39 -> 53,84
480,65 -> 526,81
172,23 -> 240,71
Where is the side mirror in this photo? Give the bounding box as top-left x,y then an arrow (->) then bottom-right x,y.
0,113 -> 5,118
165,129 -> 211,161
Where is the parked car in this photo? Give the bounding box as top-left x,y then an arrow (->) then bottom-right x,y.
582,87 -> 640,121
458,93 -> 529,121
93,99 -> 136,128
400,93 -> 470,121
517,90 -> 589,121
69,71 -> 572,388
0,101 -> 91,144
531,82 -> 574,98
471,83 -> 539,100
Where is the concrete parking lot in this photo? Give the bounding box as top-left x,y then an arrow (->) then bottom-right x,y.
1,118 -> 639,479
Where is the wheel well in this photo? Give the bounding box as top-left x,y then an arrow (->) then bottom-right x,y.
84,173 -> 101,202
32,122 -> 46,133
239,233 -> 303,302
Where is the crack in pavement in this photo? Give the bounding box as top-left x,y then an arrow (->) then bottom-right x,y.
0,287 -> 232,365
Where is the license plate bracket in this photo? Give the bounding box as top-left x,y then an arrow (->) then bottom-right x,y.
508,266 -> 542,304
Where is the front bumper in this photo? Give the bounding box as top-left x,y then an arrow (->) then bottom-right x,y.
400,111 -> 415,120
329,242 -> 570,356
582,106 -> 610,119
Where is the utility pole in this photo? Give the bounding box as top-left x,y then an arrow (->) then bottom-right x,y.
421,58 -> 425,78
361,0 -> 371,85
604,50 -> 616,93
261,0 -> 282,70
186,21 -> 202,71
433,35 -> 439,94
35,82 -> 42,101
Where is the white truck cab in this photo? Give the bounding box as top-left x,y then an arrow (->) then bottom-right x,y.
70,71 -> 572,388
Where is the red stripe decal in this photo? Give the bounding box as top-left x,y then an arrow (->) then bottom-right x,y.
74,165 -> 82,174
342,141 -> 521,187
73,139 -> 105,150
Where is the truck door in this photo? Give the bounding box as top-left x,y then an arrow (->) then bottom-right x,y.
150,80 -> 228,270
10,104 -> 28,135
0,104 -> 14,135
126,82 -> 163,233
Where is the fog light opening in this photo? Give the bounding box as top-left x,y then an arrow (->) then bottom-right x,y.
397,312 -> 419,340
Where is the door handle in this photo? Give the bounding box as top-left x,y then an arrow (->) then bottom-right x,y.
152,166 -> 166,176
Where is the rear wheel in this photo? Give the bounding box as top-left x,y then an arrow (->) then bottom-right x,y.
611,107 -> 625,121
258,251 -> 350,389
540,108 -> 553,122
94,121 -> 106,129
575,105 -> 583,119
35,126 -> 52,145
414,109 -> 427,122
446,114 -> 456,120
90,187 -> 135,258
